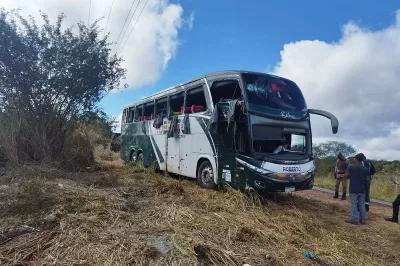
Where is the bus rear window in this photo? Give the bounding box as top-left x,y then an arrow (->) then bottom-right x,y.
242,73 -> 307,112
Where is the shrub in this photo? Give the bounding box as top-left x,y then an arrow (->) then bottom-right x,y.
0,112 -> 20,165
0,9 -> 126,166
62,128 -> 94,170
94,145 -> 118,162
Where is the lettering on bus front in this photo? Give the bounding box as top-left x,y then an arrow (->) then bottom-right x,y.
282,166 -> 301,172
280,111 -> 296,119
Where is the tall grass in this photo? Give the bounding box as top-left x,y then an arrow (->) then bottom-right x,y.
315,157 -> 400,202
314,175 -> 399,202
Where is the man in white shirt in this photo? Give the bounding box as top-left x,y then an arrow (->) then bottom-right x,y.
273,141 -> 289,154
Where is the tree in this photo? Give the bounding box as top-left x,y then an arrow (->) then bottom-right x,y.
0,9 -> 126,163
77,109 -> 117,147
313,141 -> 357,158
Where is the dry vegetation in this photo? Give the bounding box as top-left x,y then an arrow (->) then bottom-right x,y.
1,157 -> 400,266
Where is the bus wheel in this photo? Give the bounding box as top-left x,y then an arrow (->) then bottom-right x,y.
137,152 -> 144,167
197,160 -> 216,189
130,151 -> 136,163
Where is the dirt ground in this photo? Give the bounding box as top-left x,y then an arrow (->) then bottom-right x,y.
298,189 -> 394,221
1,164 -> 399,266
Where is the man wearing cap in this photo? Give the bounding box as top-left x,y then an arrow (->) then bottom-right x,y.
333,153 -> 349,200
345,153 -> 371,225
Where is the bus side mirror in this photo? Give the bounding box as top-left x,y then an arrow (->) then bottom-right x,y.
308,109 -> 339,134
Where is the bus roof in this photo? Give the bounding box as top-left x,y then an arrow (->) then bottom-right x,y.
123,70 -> 285,109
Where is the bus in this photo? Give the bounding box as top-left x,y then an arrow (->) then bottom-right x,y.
120,71 -> 338,193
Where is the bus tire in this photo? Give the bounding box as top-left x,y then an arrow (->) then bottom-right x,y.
197,160 -> 216,189
137,152 -> 144,167
129,150 -> 136,163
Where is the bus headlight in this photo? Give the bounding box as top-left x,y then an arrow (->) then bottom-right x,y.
236,158 -> 273,175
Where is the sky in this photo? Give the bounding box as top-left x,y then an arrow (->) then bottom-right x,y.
2,0 -> 400,160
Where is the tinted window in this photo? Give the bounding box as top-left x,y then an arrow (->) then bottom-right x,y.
252,125 -> 283,140
143,101 -> 155,120
242,73 -> 307,112
128,107 -> 135,123
135,105 -> 143,121
156,97 -> 168,115
185,86 -> 207,113
144,102 -> 154,115
122,108 -> 127,123
169,91 -> 184,115
210,80 -> 242,105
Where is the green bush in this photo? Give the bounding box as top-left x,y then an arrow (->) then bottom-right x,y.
0,9 -> 125,166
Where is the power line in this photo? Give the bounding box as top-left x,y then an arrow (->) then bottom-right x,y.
112,0 -> 137,54
115,0 -> 141,54
119,0 -> 149,54
88,0 -> 92,26
104,0 -> 116,35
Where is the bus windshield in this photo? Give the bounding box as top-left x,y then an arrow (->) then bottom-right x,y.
251,125 -> 309,155
242,73 -> 307,112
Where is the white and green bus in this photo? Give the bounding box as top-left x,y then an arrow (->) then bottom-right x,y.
120,71 -> 338,193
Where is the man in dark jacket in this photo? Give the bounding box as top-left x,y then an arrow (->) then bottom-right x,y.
345,153 -> 370,225
385,194 -> 400,223
359,153 -> 376,212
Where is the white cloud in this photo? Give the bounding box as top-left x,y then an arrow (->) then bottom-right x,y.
273,10 -> 400,160
1,0 -> 190,89
357,125 -> 400,160
185,10 -> 194,30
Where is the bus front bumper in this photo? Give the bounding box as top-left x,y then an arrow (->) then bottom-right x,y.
246,171 -> 315,193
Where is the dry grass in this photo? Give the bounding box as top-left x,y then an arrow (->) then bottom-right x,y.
0,163 -> 399,266
93,146 -> 124,170
62,129 -> 95,170
94,146 -> 120,162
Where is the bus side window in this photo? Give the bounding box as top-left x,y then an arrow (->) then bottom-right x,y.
122,108 -> 127,123
135,105 -> 143,121
169,91 -> 184,116
209,80 -> 241,105
185,86 -> 207,113
156,97 -> 168,116
128,107 -> 135,123
143,101 -> 155,120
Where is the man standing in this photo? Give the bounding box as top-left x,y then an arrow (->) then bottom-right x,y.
359,153 -> 376,212
333,153 -> 349,200
345,154 -> 371,225
384,194 -> 400,223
